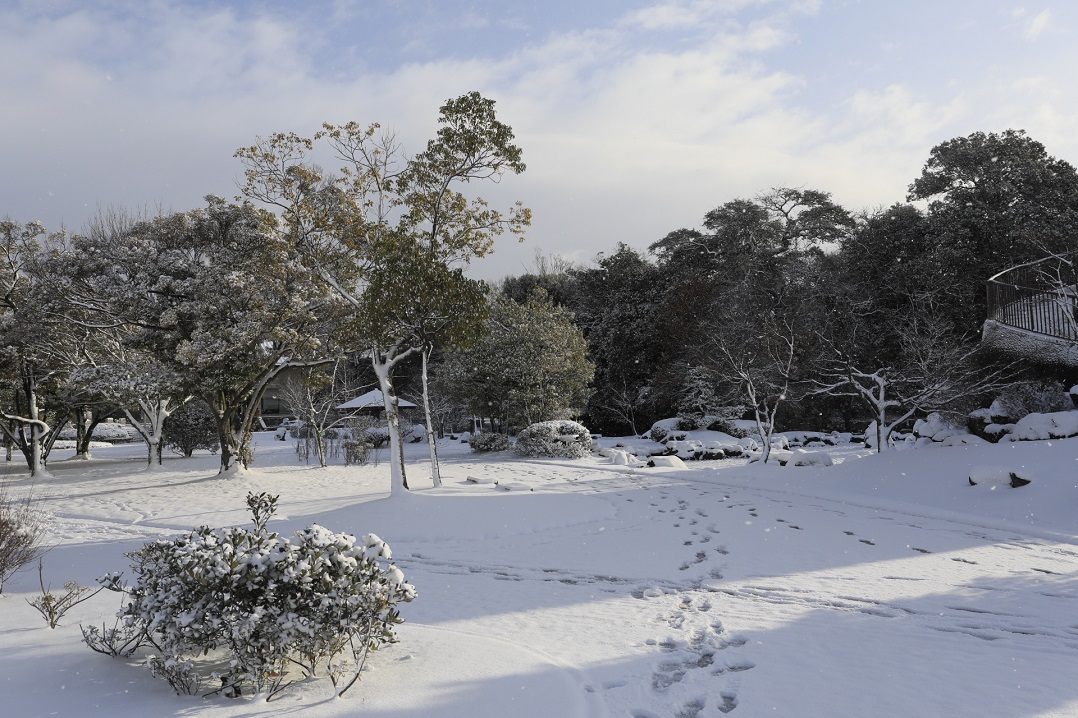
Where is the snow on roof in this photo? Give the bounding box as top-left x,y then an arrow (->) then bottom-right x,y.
336,389 -> 417,410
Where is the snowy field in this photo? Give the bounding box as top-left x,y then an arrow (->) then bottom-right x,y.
2,432 -> 1078,717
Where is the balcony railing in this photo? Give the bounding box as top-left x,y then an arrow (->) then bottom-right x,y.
986,254 -> 1078,342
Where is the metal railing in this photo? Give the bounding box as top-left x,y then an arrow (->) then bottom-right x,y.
986,254 -> 1078,342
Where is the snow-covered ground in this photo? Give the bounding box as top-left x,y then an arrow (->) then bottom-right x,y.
3,432 -> 1078,717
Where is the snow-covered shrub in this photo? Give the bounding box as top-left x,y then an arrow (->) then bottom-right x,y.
470,432 -> 510,453
113,493 -> 415,699
997,381 -> 1073,420
704,410 -> 749,437
58,421 -> 137,443
515,420 -> 594,459
365,426 -> 391,448
162,401 -> 220,457
342,439 -> 372,466
0,481 -> 46,594
675,415 -> 702,431
648,418 -> 679,443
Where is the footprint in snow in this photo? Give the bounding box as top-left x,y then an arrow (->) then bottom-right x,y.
717,691 -> 739,713
676,697 -> 707,718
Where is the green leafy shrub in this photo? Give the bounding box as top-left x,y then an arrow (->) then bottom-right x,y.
162,401 -> 220,457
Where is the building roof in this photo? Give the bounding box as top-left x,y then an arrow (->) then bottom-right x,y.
336,389 -> 417,410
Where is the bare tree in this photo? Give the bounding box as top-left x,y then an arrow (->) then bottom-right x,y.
711,315 -> 797,463
813,317 -> 1015,451
276,362 -> 370,468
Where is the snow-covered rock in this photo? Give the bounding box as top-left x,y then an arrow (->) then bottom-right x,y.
788,449 -> 834,467
1001,411 -> 1078,442
648,455 -> 688,469
968,467 -> 1034,488
666,439 -> 702,460
494,480 -> 533,491
913,413 -> 973,444
765,449 -> 794,465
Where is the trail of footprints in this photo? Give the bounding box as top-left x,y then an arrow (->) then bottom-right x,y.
623,489 -> 752,715
417,476 -> 1077,716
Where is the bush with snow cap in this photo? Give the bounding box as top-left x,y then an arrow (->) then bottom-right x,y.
103,492 -> 415,699
514,420 -> 593,459
470,432 -> 511,452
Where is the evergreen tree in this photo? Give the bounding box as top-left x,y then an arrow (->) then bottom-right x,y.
441,291 -> 593,431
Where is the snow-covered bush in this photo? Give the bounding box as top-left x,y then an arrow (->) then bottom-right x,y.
648,418 -> 679,443
675,415 -> 702,431
365,425 -> 391,448
111,493 -> 415,699
342,439 -> 372,466
162,401 -> 220,457
0,481 -> 46,594
470,432 -> 511,453
515,420 -> 593,459
58,421 -> 137,443
704,410 -> 750,437
996,381 -> 1073,419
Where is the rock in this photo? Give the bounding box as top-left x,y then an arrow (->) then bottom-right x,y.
647,455 -> 688,469
967,467 -> 1033,488
494,480 -> 533,491
788,449 -> 833,467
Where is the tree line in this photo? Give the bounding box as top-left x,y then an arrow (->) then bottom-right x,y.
0,93 -> 532,492
497,130 -> 1078,456
4,109 -> 1076,484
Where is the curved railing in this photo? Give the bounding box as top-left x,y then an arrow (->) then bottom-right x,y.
986,253 -> 1078,342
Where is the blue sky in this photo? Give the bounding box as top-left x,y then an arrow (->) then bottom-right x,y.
3,0 -> 1077,278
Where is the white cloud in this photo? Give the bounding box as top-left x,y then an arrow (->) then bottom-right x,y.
1022,8 -> 1053,39
3,0 -> 1078,279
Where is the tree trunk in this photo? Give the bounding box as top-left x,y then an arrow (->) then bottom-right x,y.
211,404 -> 241,475
373,358 -> 408,495
420,346 -> 442,487
21,379 -> 49,478
314,431 -> 327,468
74,406 -> 94,460
124,398 -> 174,469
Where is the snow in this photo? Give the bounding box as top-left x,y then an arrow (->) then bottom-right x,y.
4,432 -> 1078,717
